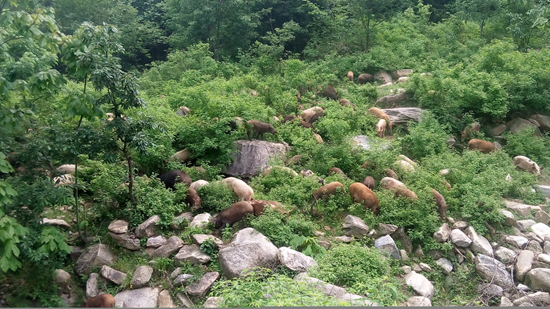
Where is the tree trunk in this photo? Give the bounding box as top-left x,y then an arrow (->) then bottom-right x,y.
366,16 -> 371,52
123,143 -> 136,203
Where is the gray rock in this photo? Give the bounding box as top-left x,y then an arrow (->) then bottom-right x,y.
505,235 -> 529,249
186,272 -> 219,297
532,261 -> 550,269
419,263 -> 432,272
434,223 -> 451,243
492,124 -> 507,136
466,226 -> 493,256
451,229 -> 472,247
525,268 -> 550,292
174,244 -> 211,265
335,235 -> 354,243
525,231 -> 543,243
413,263 -> 422,272
507,117 -> 542,136
42,218 -> 71,228
203,297 -> 223,308
135,215 -> 160,238
173,274 -> 193,286
176,293 -> 193,307
294,273 -> 346,298
340,293 -> 377,306
475,254 -> 514,289
391,227 -> 413,253
189,213 -> 212,228
516,250 -> 535,281
351,135 -> 391,151
342,215 -> 369,238
406,296 -> 431,306
400,250 -> 409,261
218,228 -> 279,279
152,236 -> 184,258
225,140 -> 290,177
394,69 -> 414,78
147,235 -> 167,248
402,266 -> 412,274
518,220 -> 537,232
374,235 -> 400,259
54,269 -> 71,296
114,287 -> 159,308
477,283 -> 503,300
75,244 -> 115,275
109,232 -> 141,250
499,209 -> 517,227
534,210 -> 550,224
86,273 -> 99,298
381,108 -> 424,127
513,292 -> 550,306
526,240 -> 543,254
530,114 -> 550,131
108,220 -> 128,234
157,290 -> 175,308
518,283 -> 531,291
500,296 -> 513,307
171,212 -> 194,230
319,240 -> 331,250
375,92 -> 410,108
536,185 -> 550,198
531,223 -> 550,241
404,271 -> 435,299
130,266 -> 153,289
278,247 -> 318,272
192,234 -> 223,246
435,258 -> 453,275
494,246 -> 517,264
378,223 -> 398,236
374,71 -> 392,84
539,254 -> 550,264
506,200 -> 533,217
545,241 -> 550,255
101,265 -> 127,285
452,221 -> 468,229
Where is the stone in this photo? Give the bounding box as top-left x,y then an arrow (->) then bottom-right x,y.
375,92 -> 410,108
539,254 -> 550,264
114,287 -> 159,308
391,227 -> 413,253
525,268 -> 550,292
173,274 -> 194,286
436,258 -> 453,275
494,247 -> 518,264
513,292 -> 550,306
526,240 -> 543,254
101,265 -> 127,285
342,215 -> 369,238
225,140 -> 290,177
506,200 -> 533,217
192,234 -> 223,246
135,215 -> 160,238
374,235 -> 400,259
335,235 -> 354,243
174,244 -> 211,265
518,283 -> 531,291
536,185 -> 550,198
171,212 -> 194,230
535,210 -> 550,224
400,250 -> 409,261
70,246 -> 84,260
499,209 -> 517,227
475,254 -> 514,289
147,235 -> 167,248
517,220 -> 537,232
466,226 -> 493,256
452,221 -> 468,229
54,269 -> 71,296
451,229 -> 472,247
505,235 -> 529,249
500,296 -> 513,307
394,69 -> 414,78
294,273 -> 346,298
186,272 -> 219,297
130,266 -> 153,289
413,264 -> 422,272
278,247 -> 318,272
492,124 -> 507,136
340,293 -> 377,306
415,246 -> 424,258
108,220 -> 128,234
158,290 -> 175,308
176,293 -> 193,307
351,135 -> 391,152
433,223 -> 451,243
318,240 -> 331,250
109,232 -> 141,250
402,266 -> 412,274
75,244 -> 115,275
526,232 -> 544,244
218,228 -> 279,279
532,261 -> 550,269
42,218 -> 71,228
203,297 -> 223,308
381,108 -> 424,127
419,263 -> 432,272
507,117 -> 542,136
404,271 -> 435,299
374,71 -> 392,84
545,241 -> 550,254
477,283 -> 503,300
530,114 -> 550,131
378,223 -> 398,236
189,213 -> 212,228
516,250 -> 535,281
152,236 -> 185,258
86,273 -> 99,298
532,223 -> 550,241
406,296 -> 431,306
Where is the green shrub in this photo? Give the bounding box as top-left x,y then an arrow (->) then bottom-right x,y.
503,127 -> 550,168
196,180 -> 237,213
400,112 -> 451,160
249,209 -> 317,247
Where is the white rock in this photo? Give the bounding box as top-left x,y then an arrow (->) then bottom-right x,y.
499,209 -> 517,226
451,229 -> 472,247
495,246 -> 518,264
531,223 -> 550,241
404,271 -> 434,299
435,258 -> 453,275
466,226 -> 493,256
114,287 -> 159,308
513,292 -> 550,306
517,220 -> 537,232
433,223 -> 451,243
406,296 -> 431,306
342,215 -> 369,238
475,254 -> 514,289
277,247 -> 318,272
515,250 -> 535,281
539,254 -> 550,264
419,263 -> 432,272
189,213 -> 212,228
505,235 -> 529,249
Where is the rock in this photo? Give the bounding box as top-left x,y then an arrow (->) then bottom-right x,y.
531,223 -> 550,241
506,118 -> 542,136
319,240 -> 331,250
532,261 -> 550,269
135,215 -> 160,238
402,266 -> 412,274
475,254 -> 514,289
225,140 -> 290,177
452,221 -> 468,229
415,246 -> 424,258
477,283 -> 503,301
130,266 -> 153,289
513,292 -> 550,306
176,293 -> 193,307
535,210 -> 550,224
374,92 -> 410,108
203,297 -> 223,308
435,258 -> 453,275
70,246 -> 84,260
75,244 -> 115,275
339,293 -> 377,306
186,272 -> 219,297
526,232 -> 543,243
394,69 -> 414,78
517,220 -> 537,232
499,209 -> 517,227
351,135 -> 391,151
466,226 -> 493,256
526,240 -> 543,254
451,229 -> 472,247
109,232 -> 141,250
506,200 -> 533,217
501,296 -> 513,306
434,223 -> 451,243
374,235 -> 400,259
516,250 -> 535,281
218,228 -> 279,279
342,215 -> 369,238
294,273 -> 346,298
158,290 -> 175,308
115,287 -> 159,308
518,283 -> 531,291
495,246 -> 518,264
42,218 -> 70,228
545,241 -> 550,254
505,235 -> 529,249
374,71 -> 392,84
539,254 -> 550,264
278,247 -> 318,272
535,185 -> 550,198
492,124 -> 507,136
173,274 -> 194,286
404,271 -> 435,299
530,114 -> 550,131
108,220 -> 128,234
101,265 -> 127,285
406,296 -> 431,306
189,213 -> 212,228
396,77 -> 408,83
334,235 -> 354,243
171,212 -> 194,230
174,244 -> 211,265
152,236 -> 185,258
86,273 -> 99,298
54,269 -> 71,296
380,108 -> 424,127
147,235 -> 167,248
378,223 -> 398,236
192,234 -> 223,246
412,264 -> 422,272
391,227 -> 413,253
400,250 -> 409,261
419,263 -> 432,272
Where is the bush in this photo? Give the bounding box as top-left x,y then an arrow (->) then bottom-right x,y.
196,180 -> 237,213
249,209 -> 317,247
503,127 -> 550,168
400,112 -> 451,160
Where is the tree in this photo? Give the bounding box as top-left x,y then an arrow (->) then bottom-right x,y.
454,0 -> 502,37
505,0 -> 549,50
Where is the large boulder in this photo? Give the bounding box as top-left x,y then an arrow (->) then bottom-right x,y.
374,92 -> 410,108
75,244 -> 115,275
114,287 -> 159,308
225,140 -> 290,177
374,235 -> 400,259
475,254 -> 514,289
531,223 -> 550,241
218,228 -> 279,279
404,271 -> 435,299
277,247 -> 318,272
525,268 -> 550,292
515,250 -> 535,281
530,114 -> 550,131
342,215 -> 369,238
135,215 -> 160,238
152,236 -> 184,258
130,266 -> 154,289
380,108 -> 424,127
506,118 -> 542,136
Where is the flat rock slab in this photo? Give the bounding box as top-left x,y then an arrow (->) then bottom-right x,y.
404,271 -> 434,299
342,215 -> 369,238
108,220 -> 129,234
225,140 -> 290,177
101,265 -> 127,285
135,215 -> 160,238
174,244 -> 211,265
381,107 -> 424,126
75,244 -> 115,275
109,232 -> 141,250
130,265 -> 153,288
192,234 -> 223,246
186,272 -> 219,297
115,287 -> 159,308
506,200 -> 534,217
406,296 -> 432,306
513,292 -> 550,306
277,247 -> 318,272
42,218 -> 71,228
152,236 -> 184,258
475,254 -> 514,289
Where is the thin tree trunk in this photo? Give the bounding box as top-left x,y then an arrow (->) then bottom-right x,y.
123,142 -> 136,203
366,16 -> 371,52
